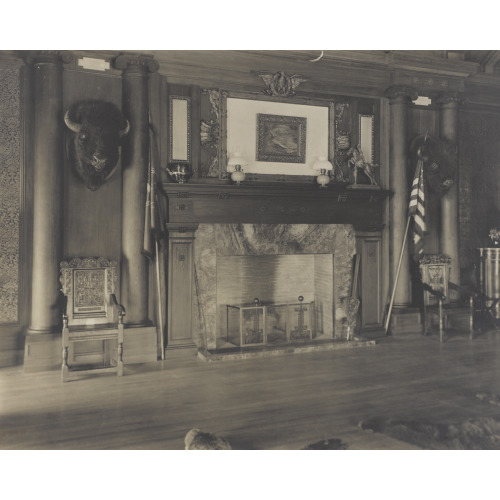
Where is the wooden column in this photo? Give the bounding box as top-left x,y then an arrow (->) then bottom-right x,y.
384,86 -> 418,307
28,52 -> 70,333
437,92 -> 461,301
115,54 -> 159,326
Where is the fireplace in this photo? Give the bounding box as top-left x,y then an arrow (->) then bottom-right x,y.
193,224 -> 355,350
161,182 -> 389,355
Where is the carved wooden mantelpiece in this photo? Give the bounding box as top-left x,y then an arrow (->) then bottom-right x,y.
161,182 -> 390,226
160,182 -> 390,354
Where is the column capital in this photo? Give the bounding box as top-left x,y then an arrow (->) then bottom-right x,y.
435,92 -> 462,106
384,85 -> 418,102
114,53 -> 159,75
27,50 -> 73,66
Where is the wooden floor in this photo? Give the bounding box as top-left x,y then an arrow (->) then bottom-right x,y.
2,331 -> 500,450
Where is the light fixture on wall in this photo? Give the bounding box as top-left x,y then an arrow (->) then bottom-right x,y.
312,156 -> 333,188
227,152 -> 248,186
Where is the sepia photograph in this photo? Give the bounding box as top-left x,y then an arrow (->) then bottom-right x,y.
0,4 -> 499,499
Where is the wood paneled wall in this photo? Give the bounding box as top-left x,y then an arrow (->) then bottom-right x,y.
62,69 -> 123,264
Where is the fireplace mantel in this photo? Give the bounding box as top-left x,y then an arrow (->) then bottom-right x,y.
161,182 -> 389,355
160,182 -> 391,227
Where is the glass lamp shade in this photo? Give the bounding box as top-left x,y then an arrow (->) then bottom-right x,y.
227,152 -> 248,185
312,156 -> 333,188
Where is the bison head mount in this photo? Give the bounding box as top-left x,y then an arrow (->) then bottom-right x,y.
410,133 -> 457,195
64,100 -> 130,191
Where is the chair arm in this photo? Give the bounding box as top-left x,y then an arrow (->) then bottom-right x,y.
61,295 -> 68,326
422,283 -> 445,301
110,294 -> 126,321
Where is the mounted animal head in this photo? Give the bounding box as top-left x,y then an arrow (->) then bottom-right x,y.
411,134 -> 457,194
64,100 -> 130,191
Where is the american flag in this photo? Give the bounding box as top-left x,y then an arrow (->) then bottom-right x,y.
408,159 -> 426,261
143,121 -> 163,261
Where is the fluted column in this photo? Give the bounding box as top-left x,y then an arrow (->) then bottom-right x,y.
29,52 -> 71,333
384,86 -> 418,307
115,54 -> 159,325
437,92 -> 461,301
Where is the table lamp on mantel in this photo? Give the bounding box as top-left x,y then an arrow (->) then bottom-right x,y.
312,156 -> 333,188
227,152 -> 248,186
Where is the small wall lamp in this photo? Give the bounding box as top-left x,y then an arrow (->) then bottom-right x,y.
312,156 -> 333,188
227,152 -> 248,185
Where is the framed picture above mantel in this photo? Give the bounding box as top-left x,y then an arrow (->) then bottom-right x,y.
256,113 -> 307,163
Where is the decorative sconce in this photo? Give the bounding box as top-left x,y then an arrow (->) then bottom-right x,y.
312,156 -> 333,188
166,163 -> 191,184
227,152 -> 248,186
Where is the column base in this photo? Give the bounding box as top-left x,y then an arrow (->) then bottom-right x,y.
388,307 -> 423,335
24,325 -> 158,373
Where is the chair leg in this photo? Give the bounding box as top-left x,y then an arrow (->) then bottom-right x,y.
422,305 -> 428,336
62,345 -> 69,382
117,328 -> 124,376
439,299 -> 444,343
469,296 -> 474,340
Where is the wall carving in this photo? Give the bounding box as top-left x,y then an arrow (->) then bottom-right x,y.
0,65 -> 20,324
200,89 -> 226,178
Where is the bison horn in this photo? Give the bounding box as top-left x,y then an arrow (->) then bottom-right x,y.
64,110 -> 81,133
119,119 -> 130,138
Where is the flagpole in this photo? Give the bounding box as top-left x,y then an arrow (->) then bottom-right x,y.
155,238 -> 165,360
384,214 -> 412,335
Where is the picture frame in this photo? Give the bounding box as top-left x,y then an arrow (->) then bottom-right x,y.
256,113 -> 307,164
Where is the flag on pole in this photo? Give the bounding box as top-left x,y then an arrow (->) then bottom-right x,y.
143,122 -> 163,260
408,159 -> 426,261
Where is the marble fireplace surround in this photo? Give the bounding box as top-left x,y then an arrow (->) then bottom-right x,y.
193,224 -> 355,350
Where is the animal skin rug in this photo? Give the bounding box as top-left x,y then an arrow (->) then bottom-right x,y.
359,417 -> 500,450
302,438 -> 348,450
184,429 -> 232,450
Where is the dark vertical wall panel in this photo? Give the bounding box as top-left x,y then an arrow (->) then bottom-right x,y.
459,108 -> 500,273
62,70 -> 122,262
408,106 -> 440,256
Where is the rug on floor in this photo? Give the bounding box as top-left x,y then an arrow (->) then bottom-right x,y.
359,417 -> 500,450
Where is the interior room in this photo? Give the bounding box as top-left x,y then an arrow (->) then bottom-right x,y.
1,49 -> 500,456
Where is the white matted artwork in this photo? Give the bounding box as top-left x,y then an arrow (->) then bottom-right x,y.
227,97 -> 329,176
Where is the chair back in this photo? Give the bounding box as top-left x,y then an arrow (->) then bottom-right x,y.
60,257 -> 119,327
419,254 -> 451,306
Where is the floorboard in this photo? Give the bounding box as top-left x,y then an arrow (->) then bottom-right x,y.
2,332 -> 500,450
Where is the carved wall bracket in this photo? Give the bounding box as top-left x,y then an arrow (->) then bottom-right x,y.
252,70 -> 308,97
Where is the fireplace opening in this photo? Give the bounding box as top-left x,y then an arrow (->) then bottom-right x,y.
217,254 -> 334,348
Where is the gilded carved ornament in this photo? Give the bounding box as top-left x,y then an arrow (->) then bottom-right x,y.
252,70 -> 308,97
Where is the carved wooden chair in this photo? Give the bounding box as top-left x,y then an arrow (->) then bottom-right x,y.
60,257 -> 125,382
419,254 -> 474,343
